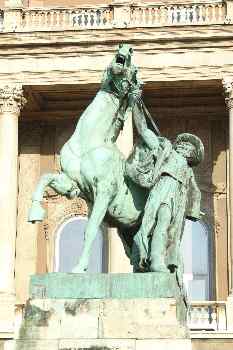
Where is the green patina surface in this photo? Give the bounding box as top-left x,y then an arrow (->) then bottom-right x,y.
30,272 -> 179,300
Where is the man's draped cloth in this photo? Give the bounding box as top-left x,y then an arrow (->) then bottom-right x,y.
126,137 -> 201,270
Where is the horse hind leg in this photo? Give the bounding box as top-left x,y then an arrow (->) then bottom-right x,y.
72,187 -> 111,273
28,172 -> 80,223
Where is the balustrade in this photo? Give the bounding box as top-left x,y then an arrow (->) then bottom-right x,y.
188,301 -> 227,331
130,1 -> 226,27
21,6 -> 113,31
0,10 -> 3,32
0,0 -> 229,32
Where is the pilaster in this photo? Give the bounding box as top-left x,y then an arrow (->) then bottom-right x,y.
0,85 -> 26,336
225,0 -> 233,23
223,77 -> 233,330
112,0 -> 131,28
3,0 -> 24,33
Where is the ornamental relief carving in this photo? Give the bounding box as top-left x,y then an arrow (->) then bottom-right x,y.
223,76 -> 233,110
0,85 -> 27,115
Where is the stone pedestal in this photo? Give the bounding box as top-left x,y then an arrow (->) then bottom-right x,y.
15,273 -> 191,350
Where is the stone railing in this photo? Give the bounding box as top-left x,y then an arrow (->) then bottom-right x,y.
188,301 -> 227,331
130,1 -> 226,26
21,6 -> 113,31
0,0 -> 232,32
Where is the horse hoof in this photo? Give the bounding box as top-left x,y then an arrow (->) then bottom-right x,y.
28,202 -> 46,223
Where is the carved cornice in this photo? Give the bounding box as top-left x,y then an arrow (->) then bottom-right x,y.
223,77 -> 233,111
0,85 -> 27,115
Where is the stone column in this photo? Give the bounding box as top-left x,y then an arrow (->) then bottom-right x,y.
0,85 -> 26,333
223,77 -> 233,329
108,111 -> 133,273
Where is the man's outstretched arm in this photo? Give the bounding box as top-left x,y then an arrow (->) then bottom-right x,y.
132,102 -> 159,151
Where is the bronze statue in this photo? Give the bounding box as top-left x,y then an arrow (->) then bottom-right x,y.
126,102 -> 204,278
28,44 -> 204,280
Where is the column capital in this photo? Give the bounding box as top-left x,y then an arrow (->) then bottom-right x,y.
223,77 -> 233,110
0,85 -> 27,115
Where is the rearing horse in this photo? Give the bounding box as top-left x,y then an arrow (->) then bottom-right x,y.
28,44 -> 148,272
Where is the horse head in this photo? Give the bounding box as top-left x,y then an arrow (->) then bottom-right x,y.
101,43 -> 141,100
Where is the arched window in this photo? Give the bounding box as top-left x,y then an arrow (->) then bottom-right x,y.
54,216 -> 105,273
181,220 -> 212,300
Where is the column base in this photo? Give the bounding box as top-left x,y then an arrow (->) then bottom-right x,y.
226,294 -> 233,330
0,292 -> 15,336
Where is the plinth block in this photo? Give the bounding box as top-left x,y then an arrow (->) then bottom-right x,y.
30,272 -> 180,299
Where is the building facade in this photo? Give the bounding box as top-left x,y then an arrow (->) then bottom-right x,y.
0,0 -> 233,348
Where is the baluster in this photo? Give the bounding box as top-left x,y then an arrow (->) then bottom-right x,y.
31,11 -> 36,30
62,10 -> 67,29
185,5 -> 189,23
90,9 -> 95,28
104,9 -> 109,26
49,11 -> 54,28
205,5 -> 210,24
218,304 -> 227,330
99,9 -> 103,27
212,4 -> 217,23
101,9 -> 106,27
104,9 -> 109,27
84,9 -> 88,28
130,7 -> 135,25
92,9 -> 97,28
173,6 -> 179,24
68,10 -> 72,28
198,5 -> 203,24
192,307 -> 200,325
219,3 -> 225,22
179,5 -> 185,24
54,10 -> 58,28
24,11 -> 30,30
142,7 -> 147,25
135,8 -> 141,26
203,306 -> 210,328
153,6 -> 159,25
43,11 -> 47,29
37,10 -> 42,29
147,7 -> 151,26
210,306 -> 217,330
88,9 -> 93,28
187,6 -> 192,24
80,9 -> 83,27
73,10 -> 78,27
29,11 -> 33,30
167,6 -> 173,24
192,5 -> 197,24
161,6 -> 167,25
58,10 -> 62,28
153,7 -> 157,26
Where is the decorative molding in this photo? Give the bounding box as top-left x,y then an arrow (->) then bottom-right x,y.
0,85 -> 26,115
223,76 -> 233,110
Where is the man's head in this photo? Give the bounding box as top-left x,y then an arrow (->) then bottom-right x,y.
174,133 -> 204,167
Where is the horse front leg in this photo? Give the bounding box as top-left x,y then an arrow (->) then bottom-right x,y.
72,189 -> 111,273
28,172 -> 79,223
28,173 -> 58,223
